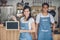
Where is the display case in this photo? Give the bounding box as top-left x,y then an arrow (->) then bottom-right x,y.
0,5 -> 13,23
16,4 -> 23,21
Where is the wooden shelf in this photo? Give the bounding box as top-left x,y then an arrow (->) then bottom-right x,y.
16,4 -> 23,10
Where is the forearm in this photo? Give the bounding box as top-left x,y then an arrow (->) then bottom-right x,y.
52,23 -> 55,32
20,30 -> 35,32
35,23 -> 38,38
36,23 -> 38,34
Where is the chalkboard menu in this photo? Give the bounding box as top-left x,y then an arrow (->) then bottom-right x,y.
6,21 -> 19,30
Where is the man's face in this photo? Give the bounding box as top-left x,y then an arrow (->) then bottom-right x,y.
42,5 -> 49,12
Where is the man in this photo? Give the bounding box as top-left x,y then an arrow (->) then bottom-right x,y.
36,3 -> 55,40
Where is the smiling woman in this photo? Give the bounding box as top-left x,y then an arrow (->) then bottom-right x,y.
19,6 -> 35,40
12,6 -> 35,40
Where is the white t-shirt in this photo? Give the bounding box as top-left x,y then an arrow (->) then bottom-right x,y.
36,13 -> 55,24
20,17 -> 34,30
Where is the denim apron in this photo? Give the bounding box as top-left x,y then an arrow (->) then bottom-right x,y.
19,21 -> 32,40
38,16 -> 53,40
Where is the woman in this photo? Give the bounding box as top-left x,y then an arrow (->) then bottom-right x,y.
12,6 -> 35,40
36,3 -> 55,40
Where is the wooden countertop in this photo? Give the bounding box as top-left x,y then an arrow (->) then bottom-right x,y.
0,24 -> 60,40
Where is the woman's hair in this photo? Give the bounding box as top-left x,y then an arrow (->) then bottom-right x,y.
23,6 -> 31,21
42,3 -> 49,7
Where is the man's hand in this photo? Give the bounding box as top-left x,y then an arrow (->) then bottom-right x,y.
52,32 -> 55,37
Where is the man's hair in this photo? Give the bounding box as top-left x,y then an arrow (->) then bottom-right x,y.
42,3 -> 49,7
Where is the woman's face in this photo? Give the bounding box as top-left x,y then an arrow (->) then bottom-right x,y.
42,5 -> 49,12
24,9 -> 30,18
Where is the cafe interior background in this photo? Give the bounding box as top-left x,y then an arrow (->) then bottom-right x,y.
0,0 -> 60,40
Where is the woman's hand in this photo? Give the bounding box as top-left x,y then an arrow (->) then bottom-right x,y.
12,16 -> 17,21
20,30 -> 35,32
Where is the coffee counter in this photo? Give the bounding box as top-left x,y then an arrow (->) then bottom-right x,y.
0,24 -> 60,40
0,24 -> 19,40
